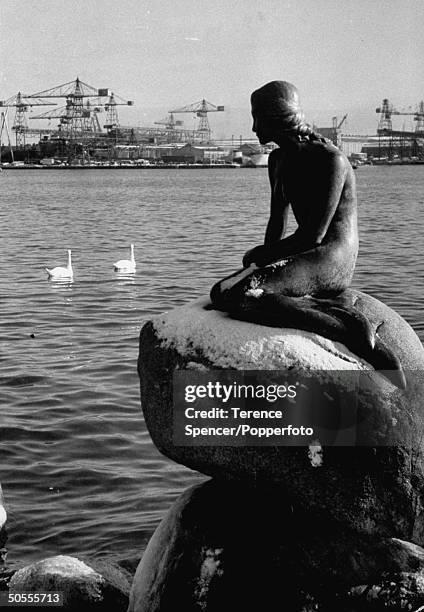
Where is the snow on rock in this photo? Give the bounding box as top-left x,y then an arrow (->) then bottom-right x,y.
152,296 -> 369,372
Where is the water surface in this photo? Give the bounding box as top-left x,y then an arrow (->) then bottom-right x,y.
0,166 -> 423,568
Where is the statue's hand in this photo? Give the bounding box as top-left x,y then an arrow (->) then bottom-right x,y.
243,245 -> 267,267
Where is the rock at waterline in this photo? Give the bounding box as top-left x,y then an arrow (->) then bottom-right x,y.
0,485 -> 6,530
8,555 -> 129,611
128,480 -> 424,611
138,295 -> 424,542
0,484 -> 7,553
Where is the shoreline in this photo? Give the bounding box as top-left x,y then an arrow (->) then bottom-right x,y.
2,161 -> 423,170
0,163 -> 256,170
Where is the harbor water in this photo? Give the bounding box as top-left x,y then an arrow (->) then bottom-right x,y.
0,166 -> 423,570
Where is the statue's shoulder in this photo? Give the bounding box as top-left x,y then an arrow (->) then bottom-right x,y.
307,139 -> 349,168
268,147 -> 282,167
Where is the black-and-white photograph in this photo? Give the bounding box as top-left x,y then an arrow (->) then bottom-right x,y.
1,1 -> 424,609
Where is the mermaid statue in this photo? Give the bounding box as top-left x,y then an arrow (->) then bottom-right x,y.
210,80 -> 405,388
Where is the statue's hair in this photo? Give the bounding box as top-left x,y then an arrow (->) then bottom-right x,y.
251,80 -> 326,142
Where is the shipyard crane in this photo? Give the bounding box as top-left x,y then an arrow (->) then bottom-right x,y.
0,92 -> 55,147
153,113 -> 188,142
0,107 -> 14,162
29,77 -> 99,99
81,92 -> 134,133
60,89 -> 134,132
333,114 -> 348,130
169,99 -> 224,142
100,92 -> 134,131
415,101 -> 424,132
154,113 -> 183,130
375,98 -> 424,161
30,100 -> 103,136
329,114 -> 348,149
376,98 -> 424,134
28,77 -> 103,139
27,78 -> 133,138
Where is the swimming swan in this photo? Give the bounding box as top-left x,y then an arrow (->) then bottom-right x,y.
114,244 -> 136,273
45,249 -> 73,280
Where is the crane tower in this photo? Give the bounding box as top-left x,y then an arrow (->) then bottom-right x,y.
154,113 -> 183,130
169,99 -> 224,142
99,91 -> 134,131
0,92 -> 55,146
28,78 -> 99,138
27,78 -> 133,138
415,101 -> 424,132
31,100 -> 103,136
376,99 -> 393,133
375,98 -> 424,160
376,98 -> 424,134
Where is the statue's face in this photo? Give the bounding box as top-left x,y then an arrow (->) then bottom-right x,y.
251,110 -> 275,145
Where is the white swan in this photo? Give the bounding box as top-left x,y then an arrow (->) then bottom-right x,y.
113,244 -> 136,273
45,249 -> 73,280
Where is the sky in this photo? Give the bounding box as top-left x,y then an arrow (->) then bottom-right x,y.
1,0 -> 423,139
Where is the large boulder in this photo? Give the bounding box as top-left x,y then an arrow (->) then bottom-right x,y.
138,294 -> 424,543
8,555 -> 129,611
128,480 -> 424,611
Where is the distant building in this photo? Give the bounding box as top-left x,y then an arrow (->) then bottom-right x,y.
162,143 -> 229,163
361,140 -> 423,160
114,145 -> 142,160
238,143 -> 261,156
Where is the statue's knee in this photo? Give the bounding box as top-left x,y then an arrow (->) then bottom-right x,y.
210,280 -> 224,308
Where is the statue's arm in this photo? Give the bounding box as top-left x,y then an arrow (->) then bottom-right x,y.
264,150 -> 289,245
242,150 -> 290,267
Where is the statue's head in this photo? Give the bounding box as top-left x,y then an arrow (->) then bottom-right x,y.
251,80 -> 309,144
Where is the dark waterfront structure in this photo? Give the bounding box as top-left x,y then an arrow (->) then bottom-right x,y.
2,79 -> 424,166
372,98 -> 424,161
